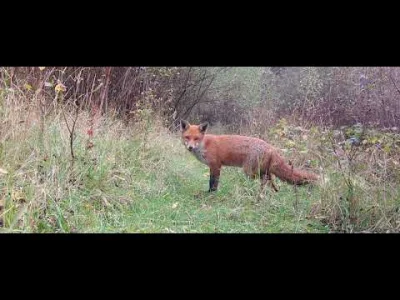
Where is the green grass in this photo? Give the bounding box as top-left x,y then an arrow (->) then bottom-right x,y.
0,114 -> 332,233
1,112 -> 399,233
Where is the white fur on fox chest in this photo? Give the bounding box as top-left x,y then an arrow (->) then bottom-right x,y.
191,146 -> 208,165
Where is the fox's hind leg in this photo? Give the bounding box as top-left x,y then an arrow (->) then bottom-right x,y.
243,162 -> 253,178
261,171 -> 279,192
268,174 -> 279,192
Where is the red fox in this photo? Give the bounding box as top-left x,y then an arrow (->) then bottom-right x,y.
180,120 -> 319,192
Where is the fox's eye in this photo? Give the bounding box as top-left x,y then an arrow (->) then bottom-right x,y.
185,137 -> 189,140
194,138 -> 199,141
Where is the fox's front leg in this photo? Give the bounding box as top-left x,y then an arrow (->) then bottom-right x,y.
209,164 -> 221,192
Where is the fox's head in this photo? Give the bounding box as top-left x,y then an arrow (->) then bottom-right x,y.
180,120 -> 208,152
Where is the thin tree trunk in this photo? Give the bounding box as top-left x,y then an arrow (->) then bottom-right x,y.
99,67 -> 112,114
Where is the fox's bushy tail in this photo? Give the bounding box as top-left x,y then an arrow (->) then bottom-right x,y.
270,154 -> 319,185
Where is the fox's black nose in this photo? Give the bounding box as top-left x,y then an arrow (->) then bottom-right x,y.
188,146 -> 193,151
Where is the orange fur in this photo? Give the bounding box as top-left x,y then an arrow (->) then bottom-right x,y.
180,120 -> 319,192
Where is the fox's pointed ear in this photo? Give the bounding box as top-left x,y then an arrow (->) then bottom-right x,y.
180,120 -> 190,132
199,122 -> 209,133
